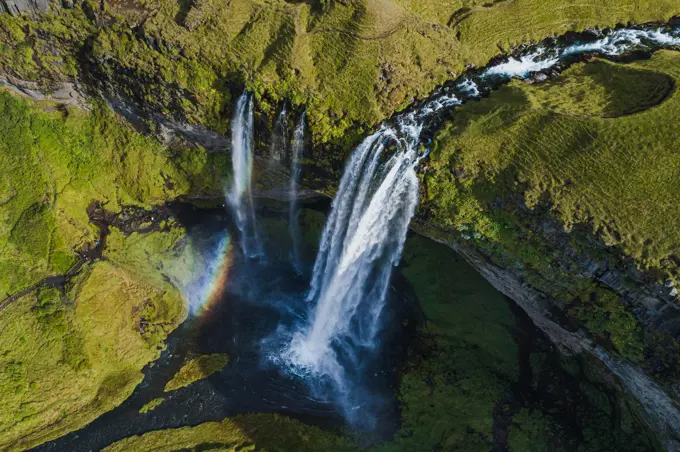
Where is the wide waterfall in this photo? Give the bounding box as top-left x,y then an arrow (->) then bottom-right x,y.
279,99 -> 452,402
288,112 -> 305,274
228,91 -> 262,258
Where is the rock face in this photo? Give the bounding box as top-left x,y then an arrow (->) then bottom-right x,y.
0,75 -> 84,106
0,0 -> 50,15
415,221 -> 680,450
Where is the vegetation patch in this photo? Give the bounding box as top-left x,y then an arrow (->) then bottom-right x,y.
103,413 -> 352,451
0,260 -> 185,450
0,91 -> 223,449
0,89 -> 227,299
423,51 -> 680,378
164,353 -> 229,392
381,234 -> 519,450
139,398 -> 165,414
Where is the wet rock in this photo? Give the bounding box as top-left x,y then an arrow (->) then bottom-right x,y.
1,0 -> 50,14
599,270 -> 625,291
0,75 -> 85,108
639,295 -> 663,310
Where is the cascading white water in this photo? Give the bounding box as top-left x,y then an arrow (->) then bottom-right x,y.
484,27 -> 680,79
270,106 -> 288,162
280,92 -> 457,387
289,112 -> 305,274
276,22 -> 680,417
228,91 -> 262,258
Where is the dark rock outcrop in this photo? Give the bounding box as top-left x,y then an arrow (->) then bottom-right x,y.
1,0 -> 50,15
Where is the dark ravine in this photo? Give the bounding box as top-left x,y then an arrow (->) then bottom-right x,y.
413,220 -> 680,450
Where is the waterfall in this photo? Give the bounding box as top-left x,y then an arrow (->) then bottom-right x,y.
289,112 -> 305,274
281,112 -> 437,390
276,22 -> 680,421
270,106 -> 288,162
228,91 -> 262,258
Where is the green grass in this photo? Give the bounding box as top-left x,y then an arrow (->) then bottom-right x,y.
164,353 -> 229,392
0,0 -> 678,161
423,51 -> 680,369
139,398 -> 165,414
0,260 -> 185,450
103,413 -> 352,452
456,0 -> 680,64
429,52 -> 680,272
0,90 -> 227,298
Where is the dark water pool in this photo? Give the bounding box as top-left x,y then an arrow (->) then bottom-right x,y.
33,199 -> 651,451
34,199 -> 421,451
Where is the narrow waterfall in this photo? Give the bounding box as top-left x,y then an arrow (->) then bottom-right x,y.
228,91 -> 262,258
289,112 -> 305,274
270,106 -> 288,162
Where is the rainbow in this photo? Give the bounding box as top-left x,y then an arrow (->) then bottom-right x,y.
183,232 -> 233,316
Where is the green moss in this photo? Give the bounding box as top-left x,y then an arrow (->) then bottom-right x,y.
376,234 -> 518,451
0,0 -> 678,156
571,289 -> 644,362
424,52 -> 680,370
139,398 -> 165,414
508,409 -> 553,452
103,413 -> 352,451
164,353 -> 229,392
0,258 -> 186,450
0,90 -> 228,448
0,89 -> 226,298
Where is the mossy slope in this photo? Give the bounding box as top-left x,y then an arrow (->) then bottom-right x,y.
0,0 -> 678,159
0,260 -> 185,450
0,91 -> 226,449
423,51 -> 680,380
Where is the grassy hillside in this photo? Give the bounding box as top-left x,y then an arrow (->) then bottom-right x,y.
0,91 -> 226,297
0,259 -> 185,450
0,0 -> 678,160
0,91 -> 226,449
423,50 -> 680,376
427,51 -> 680,282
